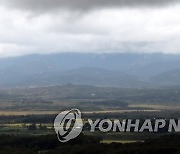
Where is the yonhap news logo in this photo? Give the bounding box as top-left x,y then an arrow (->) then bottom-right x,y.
54,109 -> 180,142
54,109 -> 83,142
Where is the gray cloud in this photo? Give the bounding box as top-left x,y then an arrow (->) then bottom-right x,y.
1,0 -> 180,56
2,0 -> 180,12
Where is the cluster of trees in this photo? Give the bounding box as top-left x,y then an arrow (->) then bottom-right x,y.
1,110 -> 180,124
79,100 -> 128,107
0,115 -> 56,124
28,123 -> 48,130
0,134 -> 180,154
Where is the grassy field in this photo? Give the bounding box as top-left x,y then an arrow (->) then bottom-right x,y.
0,109 -> 161,116
100,139 -> 143,144
129,104 -> 180,110
0,110 -> 60,115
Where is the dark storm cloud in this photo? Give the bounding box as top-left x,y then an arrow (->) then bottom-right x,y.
1,0 -> 180,12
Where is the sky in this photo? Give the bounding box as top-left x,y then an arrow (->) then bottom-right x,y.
0,0 -> 180,57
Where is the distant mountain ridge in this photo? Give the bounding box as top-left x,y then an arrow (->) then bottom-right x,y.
0,53 -> 180,88
148,68 -> 180,86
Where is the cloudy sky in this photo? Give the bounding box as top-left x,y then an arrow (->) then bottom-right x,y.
0,0 -> 180,57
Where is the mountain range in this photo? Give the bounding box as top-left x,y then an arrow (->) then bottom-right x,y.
0,53 -> 180,88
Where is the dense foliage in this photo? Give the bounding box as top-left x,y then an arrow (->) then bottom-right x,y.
0,134 -> 180,154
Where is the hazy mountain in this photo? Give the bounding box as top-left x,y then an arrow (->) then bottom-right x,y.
0,67 -> 142,88
0,53 -> 180,88
39,67 -> 142,88
148,68 -> 180,86
1,53 -> 180,72
125,60 -> 180,77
